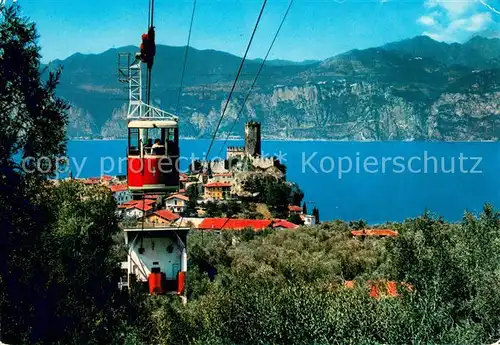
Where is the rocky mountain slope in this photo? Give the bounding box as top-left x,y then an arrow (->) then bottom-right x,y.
47,36 -> 500,141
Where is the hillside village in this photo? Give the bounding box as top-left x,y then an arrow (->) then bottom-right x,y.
70,122 -> 318,232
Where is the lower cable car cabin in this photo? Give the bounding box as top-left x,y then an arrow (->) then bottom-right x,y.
127,120 -> 179,195
123,225 -> 189,296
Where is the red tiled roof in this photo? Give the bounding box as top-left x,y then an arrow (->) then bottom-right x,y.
101,175 -> 113,181
110,184 -> 128,192
152,209 -> 180,221
144,194 -> 159,200
272,220 -> 299,229
198,218 -> 229,229
204,182 -> 232,188
344,280 -> 412,298
198,218 -> 272,231
351,229 -> 398,237
167,193 -> 189,201
178,189 -> 186,194
123,200 -> 138,206
82,179 -> 100,185
288,205 -> 302,212
132,201 -> 153,212
214,172 -> 233,177
344,280 -> 355,289
227,219 -> 272,230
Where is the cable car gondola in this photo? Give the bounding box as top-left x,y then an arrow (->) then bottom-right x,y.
127,118 -> 179,194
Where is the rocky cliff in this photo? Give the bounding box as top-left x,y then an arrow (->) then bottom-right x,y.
50,36 -> 500,141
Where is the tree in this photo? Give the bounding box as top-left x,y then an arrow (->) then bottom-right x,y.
189,160 -> 202,174
312,207 -> 320,224
38,181 -> 124,344
204,201 -> 223,218
290,183 -> 304,207
182,183 -> 199,216
288,213 -> 304,225
275,159 -> 287,175
224,200 -> 241,218
349,219 -> 367,230
302,202 -> 308,215
0,4 -> 69,343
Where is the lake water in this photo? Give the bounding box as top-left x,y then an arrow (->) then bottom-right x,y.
66,139 -> 500,224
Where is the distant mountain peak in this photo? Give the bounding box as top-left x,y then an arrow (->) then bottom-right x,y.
381,34 -> 500,69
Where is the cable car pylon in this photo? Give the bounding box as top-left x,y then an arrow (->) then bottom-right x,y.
118,0 -> 180,198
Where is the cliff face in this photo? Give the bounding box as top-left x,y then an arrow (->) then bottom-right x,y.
66,105 -> 97,138
428,92 -> 500,141
172,81 -> 498,141
57,36 -> 500,141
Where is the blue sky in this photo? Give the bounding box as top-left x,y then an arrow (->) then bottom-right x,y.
12,0 -> 500,62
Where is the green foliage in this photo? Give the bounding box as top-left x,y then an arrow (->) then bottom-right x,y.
236,201 -> 262,219
129,206 -> 500,344
1,180 -> 125,344
202,200 -> 242,218
287,213 -> 304,225
204,201 -> 224,217
241,174 -> 303,217
312,206 -> 320,224
387,205 -> 500,342
349,219 -> 368,230
275,159 -> 287,175
182,184 -> 199,216
0,7 -> 126,343
290,183 -> 304,207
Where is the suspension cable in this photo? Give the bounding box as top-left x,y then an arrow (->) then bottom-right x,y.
146,0 -> 155,105
150,0 -> 154,27
148,0 -> 151,28
176,0 -> 197,114
218,0 -> 294,157
203,0 -> 268,162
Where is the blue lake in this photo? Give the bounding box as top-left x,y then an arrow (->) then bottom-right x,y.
66,139 -> 500,224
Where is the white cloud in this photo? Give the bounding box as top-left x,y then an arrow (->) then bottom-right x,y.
423,31 -> 446,41
465,12 -> 493,32
424,0 -> 477,17
418,15 -> 437,26
419,0 -> 497,42
422,12 -> 493,41
440,1 -> 477,17
448,18 -> 468,31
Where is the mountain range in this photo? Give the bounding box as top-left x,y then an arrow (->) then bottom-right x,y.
46,35 -> 500,141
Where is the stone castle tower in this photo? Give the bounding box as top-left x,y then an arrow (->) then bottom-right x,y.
244,121 -> 261,157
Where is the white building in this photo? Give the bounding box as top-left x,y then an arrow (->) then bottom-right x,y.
121,200 -> 155,219
165,194 -> 189,213
301,214 -> 316,226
